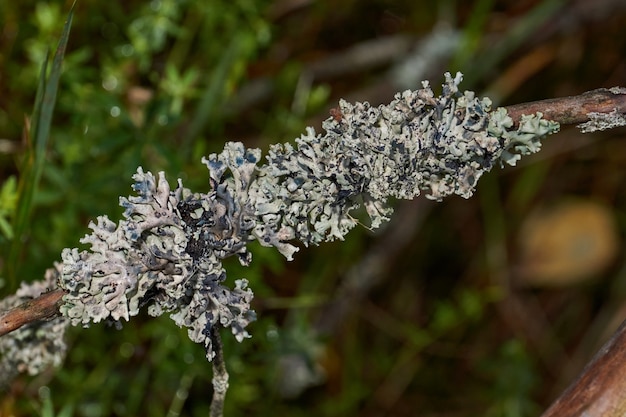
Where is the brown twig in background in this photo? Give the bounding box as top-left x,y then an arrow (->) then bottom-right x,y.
0,288 -> 65,337
540,318 -> 626,417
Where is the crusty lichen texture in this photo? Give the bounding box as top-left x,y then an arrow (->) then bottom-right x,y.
57,72 -> 559,360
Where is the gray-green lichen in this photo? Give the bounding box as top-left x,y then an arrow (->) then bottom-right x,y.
578,109 -> 626,133
242,72 -> 559,256
55,72 -> 559,361
59,169 -> 255,360
0,266 -> 68,384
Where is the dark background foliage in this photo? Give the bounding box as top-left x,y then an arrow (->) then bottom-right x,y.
1,0 -> 626,416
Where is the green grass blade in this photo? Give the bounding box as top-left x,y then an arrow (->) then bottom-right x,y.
31,51 -> 50,144
7,4 -> 75,289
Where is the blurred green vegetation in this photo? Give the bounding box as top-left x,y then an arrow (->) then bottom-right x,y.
1,0 -> 626,416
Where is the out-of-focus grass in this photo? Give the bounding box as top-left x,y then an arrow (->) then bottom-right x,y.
1,1 -> 626,416
7,2 -> 74,290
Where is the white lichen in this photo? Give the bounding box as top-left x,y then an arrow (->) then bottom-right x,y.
53,72 -> 558,361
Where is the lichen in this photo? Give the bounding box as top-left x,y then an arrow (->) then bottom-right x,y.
58,168 -> 255,360
245,72 -> 559,253
0,265 -> 68,384
54,72 -> 559,361
578,109 -> 626,133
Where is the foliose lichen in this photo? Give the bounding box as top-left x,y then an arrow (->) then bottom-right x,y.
243,72 -> 559,256
0,265 -> 68,384
59,169 -> 255,360
55,72 -> 559,361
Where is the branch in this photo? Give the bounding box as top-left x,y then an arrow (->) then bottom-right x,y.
540,318 -> 626,417
0,289 -> 65,337
0,80 -> 625,414
209,327 -> 229,417
1,86 -> 625,338
506,87 -> 626,127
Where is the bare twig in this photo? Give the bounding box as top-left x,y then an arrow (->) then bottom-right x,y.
540,318 -> 626,417
506,87 -> 626,126
0,288 -> 65,337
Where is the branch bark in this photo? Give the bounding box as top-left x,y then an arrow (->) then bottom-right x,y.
540,318 -> 626,417
505,87 -> 626,126
209,327 -> 229,417
0,288 -> 65,336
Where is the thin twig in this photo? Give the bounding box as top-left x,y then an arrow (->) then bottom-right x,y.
505,87 -> 626,126
0,289 -> 65,336
209,326 -> 229,417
